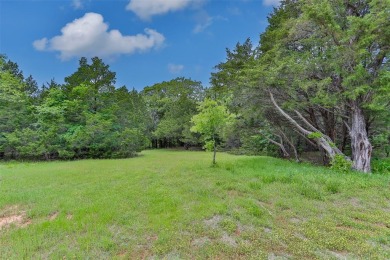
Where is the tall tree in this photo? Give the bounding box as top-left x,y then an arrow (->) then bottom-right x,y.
0,55 -> 32,158
142,77 -> 204,148
64,57 -> 116,113
210,39 -> 265,152
251,0 -> 389,172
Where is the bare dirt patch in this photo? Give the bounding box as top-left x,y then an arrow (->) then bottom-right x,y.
336,225 -> 356,232
48,211 -> 59,221
328,250 -> 349,259
116,250 -> 128,258
294,232 -> 308,241
221,233 -> 237,247
349,197 -> 361,208
264,227 -> 272,233
0,205 -> 30,230
66,213 -> 73,220
0,215 -> 24,229
192,237 -> 211,247
268,252 -> 292,260
204,215 -> 222,229
290,217 -> 301,224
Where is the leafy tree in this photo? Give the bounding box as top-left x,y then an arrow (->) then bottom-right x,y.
210,38 -> 256,103
191,98 -> 235,164
64,57 -> 116,113
209,39 -> 263,153
142,77 -> 204,148
248,0 -> 389,173
0,55 -> 32,158
34,87 -> 66,159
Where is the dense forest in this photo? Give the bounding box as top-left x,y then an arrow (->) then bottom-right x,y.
0,0 -> 389,173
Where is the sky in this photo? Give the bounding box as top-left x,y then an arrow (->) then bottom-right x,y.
0,0 -> 280,90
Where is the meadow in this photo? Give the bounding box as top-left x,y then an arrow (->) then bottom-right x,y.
0,150 -> 389,259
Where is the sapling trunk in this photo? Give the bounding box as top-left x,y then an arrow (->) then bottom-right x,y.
213,137 -> 216,164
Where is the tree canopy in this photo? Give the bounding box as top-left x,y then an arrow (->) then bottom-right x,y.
0,0 -> 388,174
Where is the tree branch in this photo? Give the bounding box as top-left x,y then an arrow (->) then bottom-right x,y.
268,90 -> 311,135
294,130 -> 318,148
294,109 -> 320,133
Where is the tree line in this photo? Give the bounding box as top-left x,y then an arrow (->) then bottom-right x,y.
1,0 -> 388,173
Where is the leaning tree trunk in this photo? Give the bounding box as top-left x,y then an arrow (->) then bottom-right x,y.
259,132 -> 290,158
279,130 -> 299,162
269,91 -> 346,161
350,102 -> 372,173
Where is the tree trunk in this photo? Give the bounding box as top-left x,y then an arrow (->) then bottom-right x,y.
279,130 -> 299,162
341,122 -> 349,153
350,102 -> 372,173
259,132 -> 290,158
269,91 -> 345,161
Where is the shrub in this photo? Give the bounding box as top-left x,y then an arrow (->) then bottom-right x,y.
372,158 -> 390,175
330,154 -> 353,173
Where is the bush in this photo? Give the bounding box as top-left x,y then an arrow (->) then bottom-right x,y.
372,158 -> 390,175
330,154 -> 353,173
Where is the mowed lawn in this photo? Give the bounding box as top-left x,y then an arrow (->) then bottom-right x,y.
0,150 -> 389,259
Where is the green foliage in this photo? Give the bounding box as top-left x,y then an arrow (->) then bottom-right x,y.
191,99 -> 235,137
330,155 -> 353,173
116,128 -> 148,157
203,140 -> 215,152
191,98 -> 235,163
0,56 -> 147,160
142,78 -> 204,148
372,132 -> 390,158
307,132 -> 323,139
372,158 -> 390,175
236,134 -> 278,156
242,0 -> 390,171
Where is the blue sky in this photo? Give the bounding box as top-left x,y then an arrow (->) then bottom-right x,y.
0,0 -> 280,90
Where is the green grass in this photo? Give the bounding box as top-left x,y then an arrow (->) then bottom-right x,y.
0,150 -> 389,259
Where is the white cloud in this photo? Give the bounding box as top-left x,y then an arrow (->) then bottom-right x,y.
32,38 -> 48,51
168,63 -> 184,74
263,0 -> 281,6
33,13 -> 165,60
193,17 -> 213,34
72,0 -> 84,10
193,11 -> 226,34
126,0 -> 201,20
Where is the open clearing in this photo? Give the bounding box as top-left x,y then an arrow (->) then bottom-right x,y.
0,150 -> 389,259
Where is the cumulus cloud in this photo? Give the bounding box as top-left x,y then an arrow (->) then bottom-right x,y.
33,13 -> 165,60
32,38 -> 48,51
263,0 -> 281,6
168,63 -> 184,74
127,0 -> 201,20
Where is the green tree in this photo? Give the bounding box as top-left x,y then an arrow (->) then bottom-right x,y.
64,57 -> 116,113
0,55 -> 32,158
34,87 -> 66,159
210,38 -> 256,103
1,55 -> 148,160
142,77 -> 204,148
191,98 -> 235,164
249,0 -> 389,173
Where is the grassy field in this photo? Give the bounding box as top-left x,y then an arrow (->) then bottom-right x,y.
0,150 -> 389,259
